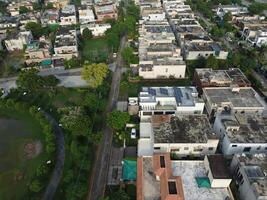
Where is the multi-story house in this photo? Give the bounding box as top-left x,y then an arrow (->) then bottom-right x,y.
215,4 -> 248,18
7,1 -> 34,16
80,23 -> 111,37
230,154 -> 267,200
44,0 -> 69,9
78,6 -> 95,24
4,31 -> 33,51
53,28 -> 78,60
41,9 -> 59,26
94,2 -> 117,22
60,5 -> 77,26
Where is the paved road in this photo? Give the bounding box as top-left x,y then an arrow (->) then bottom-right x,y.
87,35 -> 127,200
42,112 -> 65,200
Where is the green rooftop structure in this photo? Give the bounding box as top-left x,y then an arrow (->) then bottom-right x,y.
40,59 -> 52,67
123,159 -> 137,181
195,177 -> 211,188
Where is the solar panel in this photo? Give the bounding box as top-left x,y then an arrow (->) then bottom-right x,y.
173,87 -> 182,103
160,88 -> 168,95
148,88 -> 156,96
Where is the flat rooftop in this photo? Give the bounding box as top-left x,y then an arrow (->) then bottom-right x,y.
195,68 -> 251,86
218,113 -> 267,143
172,161 -> 230,200
207,155 -> 231,179
235,154 -> 267,197
203,87 -> 265,109
151,114 -> 216,143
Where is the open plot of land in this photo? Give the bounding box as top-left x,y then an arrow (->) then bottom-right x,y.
172,161 -> 229,200
82,38 -> 109,63
0,108 -> 46,200
0,52 -> 24,77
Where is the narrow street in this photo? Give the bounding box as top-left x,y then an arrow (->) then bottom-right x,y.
42,112 -> 65,200
87,35 -> 127,200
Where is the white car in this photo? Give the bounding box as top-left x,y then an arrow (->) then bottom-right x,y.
131,128 -> 136,139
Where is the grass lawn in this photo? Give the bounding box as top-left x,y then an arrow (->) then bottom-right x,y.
82,38 -> 109,63
0,108 -> 48,200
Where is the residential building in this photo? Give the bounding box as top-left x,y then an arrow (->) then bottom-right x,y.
7,1 -> 34,16
213,112 -> 267,155
80,23 -> 111,37
193,68 -> 251,91
53,28 -> 78,60
137,153 -> 185,200
137,153 -> 231,200
25,38 -> 51,65
0,16 -> 19,30
78,6 -> 95,24
4,31 -> 33,51
184,42 -> 228,60
94,2 -> 117,22
81,0 -> 93,6
215,4 -> 248,18
44,0 -> 69,9
141,7 -> 166,22
242,27 -> 267,47
41,9 -> 59,26
202,87 -> 266,117
130,86 -> 204,119
204,155 -> 232,188
230,154 -> 267,200
60,5 -> 77,26
19,13 -> 39,30
138,114 -> 218,157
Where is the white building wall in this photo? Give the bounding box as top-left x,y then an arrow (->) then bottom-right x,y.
60,16 -> 77,25
139,63 -> 186,79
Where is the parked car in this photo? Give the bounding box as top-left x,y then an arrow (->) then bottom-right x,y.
130,128 -> 136,139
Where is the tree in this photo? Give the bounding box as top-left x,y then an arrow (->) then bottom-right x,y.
107,111 -> 130,130
223,12 -> 232,22
19,6 -> 30,14
64,57 -> 82,69
25,22 -> 44,39
121,47 -> 138,66
36,164 -> 48,177
29,180 -> 42,192
206,55 -> 219,70
82,63 -> 109,88
82,28 -> 93,40
108,189 -> 130,200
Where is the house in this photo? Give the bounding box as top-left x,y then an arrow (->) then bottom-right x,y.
81,0 -> 94,6
213,112 -> 267,155
44,0 -> 69,9
129,86 -> 205,119
19,13 -> 39,30
53,27 -> 78,60
215,4 -> 248,18
137,153 -> 185,200
204,155 -> 232,188
60,5 -> 77,26
7,1 -> 34,16
242,27 -> 267,47
141,7 -> 166,22
80,23 -> 111,37
41,9 -> 59,26
184,42 -> 228,60
94,2 -> 117,22
230,154 -> 267,200
4,31 -> 33,51
78,6 -> 95,24
25,38 -> 51,65
138,114 -> 218,157
193,68 -> 251,92
202,86 -> 266,118
0,16 -> 19,30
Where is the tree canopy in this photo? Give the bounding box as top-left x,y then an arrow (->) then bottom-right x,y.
121,47 -> 138,66
107,111 -> 130,130
82,28 -> 93,40
82,63 -> 109,88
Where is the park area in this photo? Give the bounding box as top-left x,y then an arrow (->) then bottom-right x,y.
0,108 -> 47,199
82,38 -> 110,63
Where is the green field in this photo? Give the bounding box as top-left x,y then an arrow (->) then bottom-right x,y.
0,108 -> 47,200
82,38 -> 109,63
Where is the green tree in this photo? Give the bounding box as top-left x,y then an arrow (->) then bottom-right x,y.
29,180 -> 42,192
121,47 -> 138,66
36,164 -> 48,177
25,22 -> 44,39
82,63 -> 109,88
82,28 -> 93,40
46,3 -> 54,9
19,6 -> 30,14
107,111 -> 130,130
206,55 -> 219,69
223,12 -> 232,22
108,189 -> 130,200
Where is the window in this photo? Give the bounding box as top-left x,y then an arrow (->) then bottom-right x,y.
160,156 -> 165,168
194,148 -> 203,152
257,146 -> 261,150
154,147 -> 160,150
232,145 -> 237,147
184,147 -> 189,150
265,147 -> 267,150
208,147 -> 214,151
243,147 -> 251,152
168,181 -> 177,194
